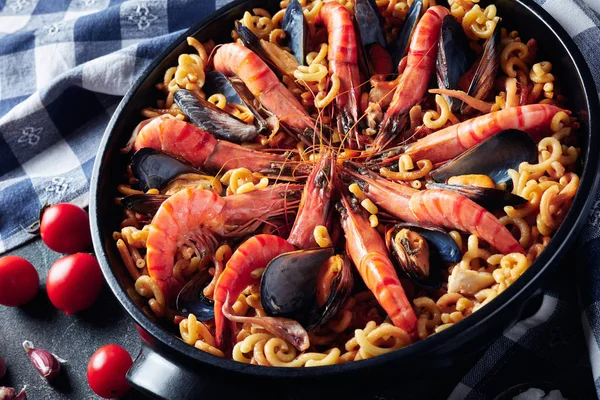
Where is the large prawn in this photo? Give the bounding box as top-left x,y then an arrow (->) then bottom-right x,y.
347,168 -> 524,254
374,6 -> 449,151
337,192 -> 418,339
133,114 -> 294,173
213,154 -> 337,352
145,183 -> 302,303
213,43 -> 315,141
404,103 -> 563,164
316,2 -> 362,141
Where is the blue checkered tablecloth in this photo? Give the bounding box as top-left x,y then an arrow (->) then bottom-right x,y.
0,1 -> 599,399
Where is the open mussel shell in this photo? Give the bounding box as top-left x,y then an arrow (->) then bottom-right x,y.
355,0 -> 386,48
282,0 -> 309,65
309,254 -> 353,329
386,222 -> 461,288
426,182 -> 528,211
131,148 -> 199,192
387,223 -> 461,264
355,0 -> 391,75
261,248 -> 334,323
436,15 -> 474,113
176,268 -> 215,321
203,71 -> 270,134
261,247 -> 352,330
462,24 -> 500,114
429,129 -> 537,186
390,0 -> 422,69
227,78 -> 271,133
235,21 -> 300,79
120,194 -> 169,216
174,89 -> 259,142
202,71 -> 243,105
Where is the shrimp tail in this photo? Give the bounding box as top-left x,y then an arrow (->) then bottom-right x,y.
214,298 -> 236,356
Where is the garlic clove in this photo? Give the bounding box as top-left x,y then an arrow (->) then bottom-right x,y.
22,341 -> 62,383
0,387 -> 26,400
0,355 -> 6,379
0,387 -> 15,400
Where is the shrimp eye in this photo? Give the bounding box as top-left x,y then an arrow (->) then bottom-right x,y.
315,169 -> 328,187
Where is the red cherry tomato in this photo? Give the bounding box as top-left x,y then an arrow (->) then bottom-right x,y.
40,203 -> 92,254
87,344 -> 132,399
0,256 -> 39,306
46,253 -> 103,315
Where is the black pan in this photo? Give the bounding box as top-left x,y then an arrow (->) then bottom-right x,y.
89,0 -> 600,398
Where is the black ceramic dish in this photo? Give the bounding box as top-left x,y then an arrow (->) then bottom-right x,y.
90,0 -> 600,398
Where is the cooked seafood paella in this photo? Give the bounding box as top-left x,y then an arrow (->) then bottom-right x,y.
114,0 -> 580,366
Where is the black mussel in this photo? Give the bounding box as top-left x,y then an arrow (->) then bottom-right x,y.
426,182 -> 528,210
176,269 -> 215,321
202,71 -> 243,105
227,77 -> 271,133
387,227 -> 431,280
429,129 -> 537,186
131,148 -> 199,192
120,194 -> 169,216
261,248 -> 334,321
203,72 -> 270,133
385,222 -> 461,287
462,24 -> 500,114
355,0 -> 392,75
282,0 -> 309,65
235,21 -> 300,80
173,89 -> 258,142
390,0 -> 422,69
436,15 -> 474,113
261,248 -> 353,330
311,254 -> 353,329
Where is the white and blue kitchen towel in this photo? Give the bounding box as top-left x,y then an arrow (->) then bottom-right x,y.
0,0 -> 599,398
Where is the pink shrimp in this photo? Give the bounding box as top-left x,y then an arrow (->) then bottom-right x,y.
316,2 -> 362,138
133,114 -> 291,173
374,6 -> 449,150
347,168 -> 524,254
213,43 -> 315,138
287,154 -> 336,248
145,184 -> 302,303
338,193 -> 418,338
404,104 -> 562,164
213,234 -> 297,353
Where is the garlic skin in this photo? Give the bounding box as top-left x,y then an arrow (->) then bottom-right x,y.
22,341 -> 61,382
